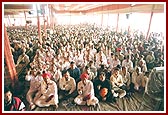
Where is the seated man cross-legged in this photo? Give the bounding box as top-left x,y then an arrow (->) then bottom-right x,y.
58,71 -> 77,102
94,72 -> 116,103
74,73 -> 99,106
34,72 -> 59,109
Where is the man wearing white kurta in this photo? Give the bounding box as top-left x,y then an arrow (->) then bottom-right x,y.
110,67 -> 126,98
122,56 -> 134,73
49,65 -> 62,85
120,66 -> 131,89
74,73 -> 99,106
25,70 -> 43,110
110,55 -> 121,71
132,67 -> 146,92
34,72 -> 59,108
59,71 -> 76,101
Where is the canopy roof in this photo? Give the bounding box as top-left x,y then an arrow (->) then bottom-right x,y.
4,3 -> 164,16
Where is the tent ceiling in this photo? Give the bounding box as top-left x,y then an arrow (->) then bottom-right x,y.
4,3 -> 164,16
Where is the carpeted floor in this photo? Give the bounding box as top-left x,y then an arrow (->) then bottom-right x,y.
23,92 -> 164,112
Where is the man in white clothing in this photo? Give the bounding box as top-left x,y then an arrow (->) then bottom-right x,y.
82,66 -> 95,81
110,55 -> 121,71
74,73 -> 99,106
110,67 -> 126,98
122,55 -> 133,73
138,55 -> 147,73
49,64 -> 62,86
34,72 -> 59,109
132,67 -> 147,92
58,71 -> 76,101
25,70 -> 43,110
16,48 -> 30,68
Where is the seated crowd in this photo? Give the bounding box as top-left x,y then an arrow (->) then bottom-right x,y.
4,24 -> 164,111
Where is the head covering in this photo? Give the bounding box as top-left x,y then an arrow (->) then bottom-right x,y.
42,72 -> 51,78
80,73 -> 89,80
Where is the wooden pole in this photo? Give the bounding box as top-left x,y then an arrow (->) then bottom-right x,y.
36,4 -> 42,44
101,13 -> 103,27
7,15 -> 11,27
101,6 -> 103,27
146,12 -> 154,40
24,11 -> 27,29
146,5 -> 155,40
51,7 -> 54,29
4,24 -> 18,88
107,13 -> 109,27
43,13 -> 47,38
116,13 -> 119,32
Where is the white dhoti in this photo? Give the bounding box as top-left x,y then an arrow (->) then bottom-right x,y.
26,88 -> 38,105
35,94 -> 57,107
74,95 -> 99,106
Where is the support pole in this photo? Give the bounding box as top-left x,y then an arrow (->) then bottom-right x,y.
101,13 -> 103,27
4,24 -> 18,88
146,12 -> 153,40
51,7 -> 54,29
24,11 -> 27,29
43,13 -> 47,38
116,13 -> 119,32
107,13 -> 109,27
7,15 -> 11,27
36,4 -> 42,44
146,5 -> 155,40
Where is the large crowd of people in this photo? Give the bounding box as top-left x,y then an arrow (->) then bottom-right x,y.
4,23 -> 164,111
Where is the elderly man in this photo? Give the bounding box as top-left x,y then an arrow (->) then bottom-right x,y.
34,72 -> 59,109
74,73 -> 99,106
58,71 -> 76,101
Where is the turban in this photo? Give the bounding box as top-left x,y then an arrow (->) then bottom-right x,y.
80,73 -> 89,80
42,72 -> 51,78
116,47 -> 121,52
